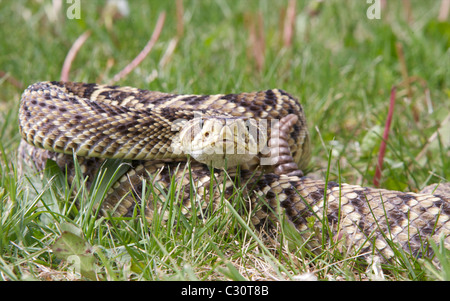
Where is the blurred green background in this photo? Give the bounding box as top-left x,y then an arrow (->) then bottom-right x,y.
0,0 -> 449,281
1,0 -> 448,190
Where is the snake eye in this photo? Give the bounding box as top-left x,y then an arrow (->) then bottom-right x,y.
204,131 -> 210,138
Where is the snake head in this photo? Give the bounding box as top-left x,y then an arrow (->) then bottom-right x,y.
178,116 -> 267,169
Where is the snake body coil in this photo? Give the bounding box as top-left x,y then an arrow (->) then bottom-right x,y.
18,81 -> 450,262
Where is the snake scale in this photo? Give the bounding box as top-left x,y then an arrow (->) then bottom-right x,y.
18,81 -> 450,263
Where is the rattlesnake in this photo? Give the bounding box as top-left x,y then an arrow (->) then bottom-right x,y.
18,81 -> 450,262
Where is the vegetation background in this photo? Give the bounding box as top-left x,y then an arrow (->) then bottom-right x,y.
0,0 -> 449,281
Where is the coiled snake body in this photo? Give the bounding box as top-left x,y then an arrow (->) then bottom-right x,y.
18,81 -> 450,262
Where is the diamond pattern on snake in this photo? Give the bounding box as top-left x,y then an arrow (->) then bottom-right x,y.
18,81 -> 450,261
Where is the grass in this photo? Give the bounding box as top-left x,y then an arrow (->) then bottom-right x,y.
0,0 -> 449,281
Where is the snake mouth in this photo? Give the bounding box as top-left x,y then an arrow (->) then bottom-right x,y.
188,140 -> 240,154
182,129 -> 258,168
179,116 -> 265,153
